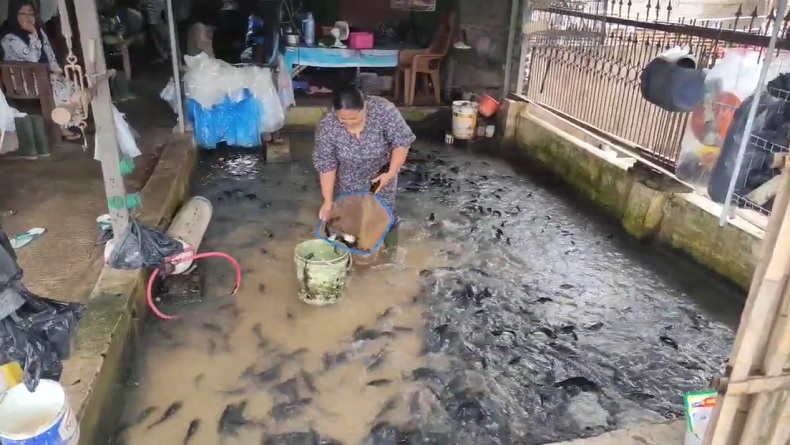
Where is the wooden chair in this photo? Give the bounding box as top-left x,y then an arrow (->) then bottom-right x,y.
0,62 -> 61,144
394,12 -> 456,106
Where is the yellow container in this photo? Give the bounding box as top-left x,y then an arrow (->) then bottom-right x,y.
0,362 -> 23,393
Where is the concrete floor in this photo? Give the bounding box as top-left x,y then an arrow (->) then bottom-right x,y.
0,115 -> 172,303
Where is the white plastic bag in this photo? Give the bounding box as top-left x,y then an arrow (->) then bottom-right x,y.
243,66 -> 285,133
0,89 -> 25,154
276,55 -> 295,110
95,105 -> 142,161
159,77 -> 179,114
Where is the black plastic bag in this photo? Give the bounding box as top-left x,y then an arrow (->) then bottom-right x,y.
106,218 -> 184,270
0,289 -> 85,392
0,226 -> 25,320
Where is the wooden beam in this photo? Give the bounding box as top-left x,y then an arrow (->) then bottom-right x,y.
72,0 -> 129,240
715,374 -> 790,396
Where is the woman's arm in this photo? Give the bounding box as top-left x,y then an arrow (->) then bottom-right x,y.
1,34 -> 42,63
313,120 -> 338,203
41,32 -> 61,73
382,100 -> 417,175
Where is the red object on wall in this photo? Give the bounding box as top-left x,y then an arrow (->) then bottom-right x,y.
349,32 -> 374,49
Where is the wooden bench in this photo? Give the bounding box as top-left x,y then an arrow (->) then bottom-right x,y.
0,61 -> 61,144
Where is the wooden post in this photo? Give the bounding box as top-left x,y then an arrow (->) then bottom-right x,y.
73,0 -> 129,240
704,164 -> 790,445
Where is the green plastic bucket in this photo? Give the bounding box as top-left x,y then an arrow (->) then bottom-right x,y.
294,239 -> 351,305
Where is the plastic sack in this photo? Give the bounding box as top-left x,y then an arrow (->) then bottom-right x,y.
0,291 -> 85,392
316,192 -> 396,257
183,53 -> 243,109
242,65 -> 285,133
676,48 -> 790,186
187,91 -> 262,148
106,218 -> 184,270
683,390 -> 717,445
707,73 -> 790,209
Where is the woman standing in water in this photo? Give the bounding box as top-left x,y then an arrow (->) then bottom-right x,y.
313,85 -> 416,256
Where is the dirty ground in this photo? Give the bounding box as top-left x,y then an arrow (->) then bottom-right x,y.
115,135 -> 741,445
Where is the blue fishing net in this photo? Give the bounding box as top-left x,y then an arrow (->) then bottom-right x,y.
187,89 -> 263,149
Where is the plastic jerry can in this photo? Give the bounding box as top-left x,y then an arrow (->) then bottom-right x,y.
0,362 -> 23,394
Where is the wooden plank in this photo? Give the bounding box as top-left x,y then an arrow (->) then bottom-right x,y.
718,374 -> 790,396
72,0 -> 129,239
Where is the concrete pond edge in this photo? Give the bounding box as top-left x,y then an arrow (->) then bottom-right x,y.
497,99 -> 761,292
61,134 -> 197,445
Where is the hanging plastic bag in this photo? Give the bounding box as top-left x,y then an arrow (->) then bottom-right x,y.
276,54 -> 295,110
244,65 -> 285,133
106,218 -> 184,270
676,48 -> 790,186
160,77 -> 180,114
93,105 -> 143,162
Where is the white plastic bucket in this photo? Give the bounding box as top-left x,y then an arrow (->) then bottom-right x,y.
0,380 -> 80,445
452,101 -> 478,140
294,239 -> 351,306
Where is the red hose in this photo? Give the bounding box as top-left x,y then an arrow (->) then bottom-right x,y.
146,252 -> 242,321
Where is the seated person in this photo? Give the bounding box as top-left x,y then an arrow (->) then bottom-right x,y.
239,0 -> 280,65
1,0 -> 80,140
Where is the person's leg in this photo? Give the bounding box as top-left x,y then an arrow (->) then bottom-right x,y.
382,222 -> 399,260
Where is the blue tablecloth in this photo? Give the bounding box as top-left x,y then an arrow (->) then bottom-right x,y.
283,46 -> 399,76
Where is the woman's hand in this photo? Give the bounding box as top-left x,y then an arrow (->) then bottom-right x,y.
371,171 -> 396,193
319,200 -> 334,221
21,22 -> 37,39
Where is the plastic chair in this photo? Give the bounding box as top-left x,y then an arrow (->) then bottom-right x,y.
394,12 -> 455,106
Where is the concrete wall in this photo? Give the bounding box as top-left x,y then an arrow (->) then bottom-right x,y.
500,99 -> 761,291
450,0 -> 512,92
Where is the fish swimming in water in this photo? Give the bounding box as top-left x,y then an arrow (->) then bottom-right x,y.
183,419 -> 200,444
218,401 -> 252,436
270,398 -> 312,422
114,406 -> 157,436
367,379 -> 392,387
148,401 -> 183,429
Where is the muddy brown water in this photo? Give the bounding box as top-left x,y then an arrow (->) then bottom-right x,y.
114,135 -> 742,445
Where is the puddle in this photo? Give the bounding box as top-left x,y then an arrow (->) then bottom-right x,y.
114,137 -> 740,445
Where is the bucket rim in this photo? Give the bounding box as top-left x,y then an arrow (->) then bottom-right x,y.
0,379 -> 66,439
314,191 -> 396,257
295,239 -> 349,264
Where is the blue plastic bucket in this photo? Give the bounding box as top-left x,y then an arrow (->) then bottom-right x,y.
0,380 -> 79,445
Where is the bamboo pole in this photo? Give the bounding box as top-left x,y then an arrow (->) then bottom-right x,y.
714,374 -> 790,396
704,166 -> 790,445
738,275 -> 790,444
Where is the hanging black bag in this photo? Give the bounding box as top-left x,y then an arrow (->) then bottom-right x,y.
640,51 -> 706,113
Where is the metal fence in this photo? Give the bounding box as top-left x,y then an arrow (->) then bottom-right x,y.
522,2 -> 790,171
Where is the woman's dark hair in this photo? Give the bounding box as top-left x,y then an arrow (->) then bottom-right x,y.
3,0 -> 44,49
332,85 -> 366,111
